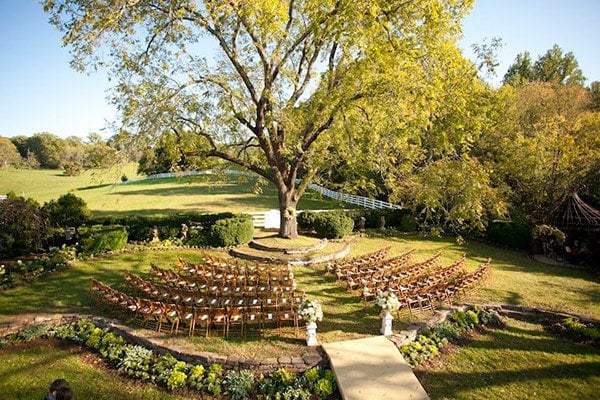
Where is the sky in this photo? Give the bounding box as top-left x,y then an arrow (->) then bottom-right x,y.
1,0 -> 599,140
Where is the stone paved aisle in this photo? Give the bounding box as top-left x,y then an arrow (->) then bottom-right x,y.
323,336 -> 430,400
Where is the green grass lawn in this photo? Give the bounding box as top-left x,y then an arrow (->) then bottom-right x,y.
0,339 -> 192,400
1,234 -> 599,357
415,317 -> 600,399
0,165 -> 343,216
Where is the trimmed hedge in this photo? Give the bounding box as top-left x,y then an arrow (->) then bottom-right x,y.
79,225 -> 128,254
207,216 -> 254,247
299,211 -> 354,239
90,212 -> 236,242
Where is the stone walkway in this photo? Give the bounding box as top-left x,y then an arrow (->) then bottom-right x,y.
323,336 -> 430,400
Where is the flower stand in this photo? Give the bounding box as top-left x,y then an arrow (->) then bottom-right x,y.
380,310 -> 394,335
306,321 -> 318,346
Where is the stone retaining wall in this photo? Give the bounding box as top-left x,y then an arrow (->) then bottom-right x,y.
0,313 -> 327,374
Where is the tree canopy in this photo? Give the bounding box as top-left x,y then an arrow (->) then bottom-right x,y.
45,0 -> 474,238
503,45 -> 586,86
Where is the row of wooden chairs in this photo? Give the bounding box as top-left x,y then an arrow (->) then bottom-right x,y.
401,259 -> 491,316
360,256 -> 463,301
339,249 -> 416,284
326,246 -> 391,276
152,263 -> 294,289
91,278 -> 303,337
126,270 -> 297,303
364,258 -> 490,317
175,255 -> 293,279
349,253 -> 443,292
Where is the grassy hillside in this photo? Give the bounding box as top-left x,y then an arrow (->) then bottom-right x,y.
0,165 -> 342,216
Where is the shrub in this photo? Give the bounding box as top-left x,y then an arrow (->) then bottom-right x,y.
78,224 -> 128,254
313,211 -> 354,239
90,212 -> 236,242
98,331 -> 125,362
486,210 -> 531,250
297,211 -> 318,231
559,318 -> 600,346
207,216 -> 254,247
224,370 -> 255,400
118,345 -> 154,381
400,308 -> 502,366
0,194 -> 46,258
347,208 -> 417,231
43,193 -> 90,228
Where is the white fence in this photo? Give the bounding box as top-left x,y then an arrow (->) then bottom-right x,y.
119,170 -> 402,210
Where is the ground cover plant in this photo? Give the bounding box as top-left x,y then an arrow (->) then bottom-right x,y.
1,319 -> 338,399
0,339 -> 192,400
414,317 -> 600,400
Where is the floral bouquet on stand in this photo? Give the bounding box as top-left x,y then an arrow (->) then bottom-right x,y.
298,298 -> 323,346
298,298 -> 324,323
375,290 -> 401,313
375,290 -> 400,335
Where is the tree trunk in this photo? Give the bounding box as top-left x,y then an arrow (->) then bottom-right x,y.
277,187 -> 299,239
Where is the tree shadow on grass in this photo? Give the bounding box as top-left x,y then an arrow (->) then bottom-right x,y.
418,360 -> 600,400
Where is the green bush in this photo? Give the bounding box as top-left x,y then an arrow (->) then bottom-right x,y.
486,210 -> 531,250
118,345 -> 154,381
78,225 -> 128,254
400,308 -> 502,366
297,211 -> 318,231
560,318 -> 600,346
224,370 -> 255,400
187,365 -> 205,390
205,363 -> 224,396
207,216 -> 254,247
0,194 -> 46,258
313,211 -> 354,239
347,208 -> 416,231
90,212 -> 236,242
43,193 -> 90,228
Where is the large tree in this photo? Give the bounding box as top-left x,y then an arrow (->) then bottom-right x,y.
503,45 -> 585,86
45,0 -> 473,238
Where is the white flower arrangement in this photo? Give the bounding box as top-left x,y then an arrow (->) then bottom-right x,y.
297,298 -> 323,322
375,290 -> 400,312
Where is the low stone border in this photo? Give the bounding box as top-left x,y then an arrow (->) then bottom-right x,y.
0,313 -> 327,374
387,303 -> 600,349
248,239 -> 328,255
230,242 -> 351,266
474,303 -> 600,326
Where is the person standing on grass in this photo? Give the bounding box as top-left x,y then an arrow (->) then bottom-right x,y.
44,379 -> 70,400
55,386 -> 74,400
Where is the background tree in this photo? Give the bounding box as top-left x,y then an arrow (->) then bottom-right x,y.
45,0 -> 474,239
484,82 -> 599,224
24,132 -> 64,169
503,45 -> 585,86
590,81 -> 600,111
0,137 -> 22,168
